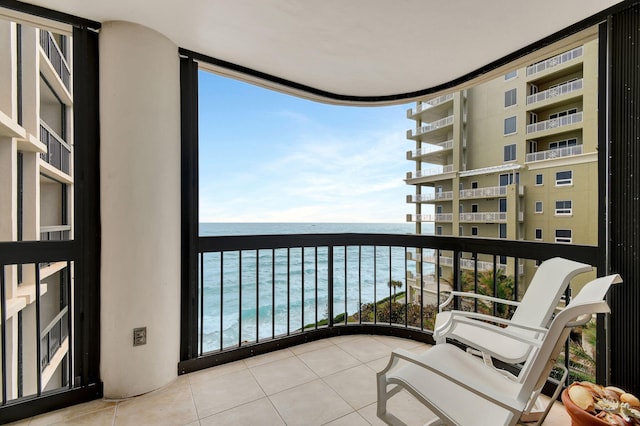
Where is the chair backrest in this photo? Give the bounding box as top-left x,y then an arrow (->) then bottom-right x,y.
510,257 -> 592,328
517,274 -> 622,401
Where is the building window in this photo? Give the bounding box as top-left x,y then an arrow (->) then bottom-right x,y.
471,226 -> 478,236
499,223 -> 507,239
499,198 -> 507,213
436,226 -> 443,235
459,204 -> 464,213
504,88 -> 517,107
555,200 -> 572,215
555,229 -> 572,243
556,170 -> 573,186
499,172 -> 519,186
505,70 -> 517,80
535,174 -> 543,185
549,138 -> 578,150
535,201 -> 543,213
504,116 -> 517,135
471,181 -> 478,189
504,144 -> 516,161
535,228 -> 543,240
549,108 -> 578,119
459,226 -> 463,235
436,205 -> 443,214
472,204 -> 479,213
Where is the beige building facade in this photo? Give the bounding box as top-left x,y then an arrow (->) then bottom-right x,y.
0,15 -> 73,398
406,30 -> 600,299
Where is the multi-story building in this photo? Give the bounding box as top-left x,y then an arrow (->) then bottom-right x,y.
405,30 -> 599,302
0,16 -> 73,398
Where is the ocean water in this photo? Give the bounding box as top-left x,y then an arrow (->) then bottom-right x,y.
198,222 -> 424,352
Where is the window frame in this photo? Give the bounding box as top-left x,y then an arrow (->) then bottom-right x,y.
535,174 -> 543,185
555,170 -> 573,186
535,201 -> 543,213
535,228 -> 543,240
555,229 -> 573,244
504,116 -> 517,135
504,88 -> 517,108
504,70 -> 517,80
555,200 -> 573,215
504,144 -> 517,162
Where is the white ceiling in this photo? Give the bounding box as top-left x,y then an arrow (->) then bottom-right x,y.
20,0 -> 624,101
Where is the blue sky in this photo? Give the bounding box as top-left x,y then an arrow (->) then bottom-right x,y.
198,71 -> 415,223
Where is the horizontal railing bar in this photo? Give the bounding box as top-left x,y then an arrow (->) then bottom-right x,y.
197,233 -> 600,266
40,306 -> 68,338
0,241 -> 75,264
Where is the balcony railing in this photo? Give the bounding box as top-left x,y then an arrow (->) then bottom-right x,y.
526,112 -> 583,134
526,145 -> 584,162
40,225 -> 71,241
40,306 -> 69,372
40,122 -> 71,175
409,213 -> 454,222
421,254 -> 525,275
182,233 -> 601,376
407,94 -> 454,115
407,115 -> 454,138
460,186 -> 506,199
39,30 -> 71,91
526,79 -> 583,105
407,164 -> 455,179
460,212 -> 507,222
409,191 -> 454,202
407,140 -> 454,159
526,46 -> 584,77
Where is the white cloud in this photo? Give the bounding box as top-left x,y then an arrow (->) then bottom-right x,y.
199,106 -> 414,223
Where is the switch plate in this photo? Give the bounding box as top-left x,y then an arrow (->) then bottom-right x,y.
133,327 -> 147,346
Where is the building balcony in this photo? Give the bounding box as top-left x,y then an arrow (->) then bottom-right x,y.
39,30 -> 71,92
0,109 -> 26,138
421,254 -> 525,276
405,165 -> 455,183
526,78 -> 583,106
40,307 -> 69,389
406,94 -> 454,119
407,191 -> 454,203
459,211 -> 524,223
40,122 -> 72,176
40,225 -> 72,241
406,213 -> 453,223
526,112 -> 583,134
459,185 -> 524,200
406,115 -> 454,139
526,45 -> 584,78
526,144 -> 584,163
406,139 -> 454,161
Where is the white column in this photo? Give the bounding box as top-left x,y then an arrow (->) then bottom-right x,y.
99,21 -> 181,398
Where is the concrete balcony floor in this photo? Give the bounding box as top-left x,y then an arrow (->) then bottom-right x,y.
10,335 -> 570,425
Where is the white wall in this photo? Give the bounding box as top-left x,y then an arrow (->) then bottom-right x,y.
99,21 -> 181,398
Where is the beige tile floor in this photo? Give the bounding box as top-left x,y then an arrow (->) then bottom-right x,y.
10,335 -> 571,425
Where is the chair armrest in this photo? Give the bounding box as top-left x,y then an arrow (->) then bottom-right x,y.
439,291 -> 520,312
435,310 -> 547,347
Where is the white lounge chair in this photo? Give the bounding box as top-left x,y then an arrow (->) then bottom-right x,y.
377,274 -> 622,426
433,257 -> 592,366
